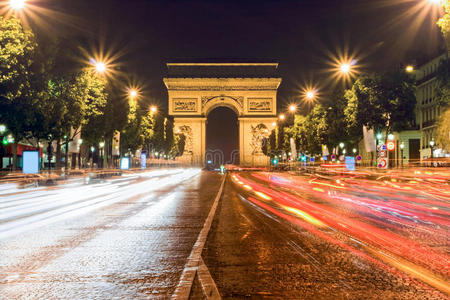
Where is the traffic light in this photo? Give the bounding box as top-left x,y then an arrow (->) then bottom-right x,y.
272,158 -> 278,165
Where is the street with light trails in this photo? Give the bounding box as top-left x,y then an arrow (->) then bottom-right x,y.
0,168 -> 448,299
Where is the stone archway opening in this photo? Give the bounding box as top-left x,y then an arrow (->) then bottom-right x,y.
206,106 -> 239,167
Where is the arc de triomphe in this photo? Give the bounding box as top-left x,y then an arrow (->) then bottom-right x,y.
164,63 -> 281,166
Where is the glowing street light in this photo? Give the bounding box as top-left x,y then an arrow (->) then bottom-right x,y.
279,114 -> 285,121
9,0 -> 26,10
150,106 -> 157,113
99,142 -> 105,148
339,142 -> 345,149
289,104 -> 297,113
406,65 -> 414,73
0,125 -> 6,134
128,88 -> 138,101
95,61 -> 107,73
340,63 -> 351,74
306,90 -> 316,100
272,122 -> 277,127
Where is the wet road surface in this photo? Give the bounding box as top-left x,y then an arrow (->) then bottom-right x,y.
0,169 -> 223,299
203,171 -> 449,299
1,168 -> 449,299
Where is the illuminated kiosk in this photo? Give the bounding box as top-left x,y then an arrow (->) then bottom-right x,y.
164,62 -> 281,166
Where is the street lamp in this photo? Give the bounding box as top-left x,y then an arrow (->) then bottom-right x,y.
406,65 -> 414,73
340,63 -> 351,74
305,90 -> 316,101
289,104 -> 297,113
376,133 -> 383,140
388,133 -> 394,141
352,148 -> 357,154
95,61 -> 107,73
129,89 -> 138,99
9,0 -> 26,10
429,140 -> 435,164
150,106 -> 157,113
272,122 -> 277,127
99,142 -> 105,168
400,142 -> 405,168
339,142 -> 344,149
279,114 -> 285,121
0,125 -> 6,169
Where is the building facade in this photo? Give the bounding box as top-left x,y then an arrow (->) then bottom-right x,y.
416,51 -> 449,160
164,63 -> 281,166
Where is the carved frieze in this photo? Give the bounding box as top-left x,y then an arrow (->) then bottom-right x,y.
166,85 -> 280,91
201,96 -> 244,109
173,98 -> 197,112
250,123 -> 270,154
248,98 -> 272,112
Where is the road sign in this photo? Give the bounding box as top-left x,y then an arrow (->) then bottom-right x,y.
387,141 -> 395,151
356,155 -> 362,161
382,144 -> 387,151
379,150 -> 386,158
377,158 -> 388,169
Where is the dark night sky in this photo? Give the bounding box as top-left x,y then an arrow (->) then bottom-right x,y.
39,0 -> 445,111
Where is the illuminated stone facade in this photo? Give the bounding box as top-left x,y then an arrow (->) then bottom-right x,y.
164,63 -> 281,166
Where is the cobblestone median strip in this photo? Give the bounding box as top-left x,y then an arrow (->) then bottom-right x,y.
171,175 -> 225,300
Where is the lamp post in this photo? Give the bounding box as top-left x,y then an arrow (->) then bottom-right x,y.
78,139 -> 83,169
0,125 -> 6,170
339,142 -> 345,156
400,142 -> 405,168
99,142 -> 105,168
429,140 -> 435,166
9,0 -> 26,10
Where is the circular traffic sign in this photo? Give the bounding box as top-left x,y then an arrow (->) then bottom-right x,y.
377,158 -> 387,168
387,141 -> 395,151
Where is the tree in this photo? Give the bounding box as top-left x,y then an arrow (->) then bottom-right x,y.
80,71 -> 110,153
151,113 -> 165,154
119,101 -> 142,157
377,70 -> 416,134
436,108 -> 450,151
437,0 -> 450,48
0,16 -> 36,170
344,70 -> 416,139
322,89 -> 351,150
141,110 -> 156,153
435,58 -> 450,108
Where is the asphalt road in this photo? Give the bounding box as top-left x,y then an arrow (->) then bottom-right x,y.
0,169 -> 223,299
0,168 -> 448,299
203,170 -> 449,299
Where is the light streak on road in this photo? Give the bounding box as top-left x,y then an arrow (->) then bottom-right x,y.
231,171 -> 450,295
0,169 -> 200,240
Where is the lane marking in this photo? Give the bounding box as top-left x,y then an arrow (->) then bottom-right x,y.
197,257 -> 221,299
171,174 -> 226,300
